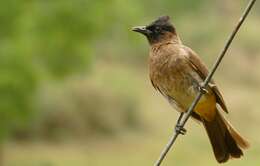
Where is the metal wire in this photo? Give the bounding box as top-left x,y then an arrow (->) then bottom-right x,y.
154,0 -> 256,165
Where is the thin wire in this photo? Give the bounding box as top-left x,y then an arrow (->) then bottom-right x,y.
154,0 -> 256,165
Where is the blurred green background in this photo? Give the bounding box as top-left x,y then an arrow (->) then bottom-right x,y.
1,0 -> 260,165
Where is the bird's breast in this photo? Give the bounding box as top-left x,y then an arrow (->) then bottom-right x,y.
150,52 -> 196,101
149,49 -> 189,84
149,45 -> 216,121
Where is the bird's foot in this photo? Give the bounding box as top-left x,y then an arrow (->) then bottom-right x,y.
175,124 -> 187,135
198,83 -> 208,94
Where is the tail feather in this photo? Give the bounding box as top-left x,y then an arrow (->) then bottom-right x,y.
203,109 -> 249,163
222,116 -> 250,149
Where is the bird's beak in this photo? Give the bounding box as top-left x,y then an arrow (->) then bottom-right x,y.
132,26 -> 149,35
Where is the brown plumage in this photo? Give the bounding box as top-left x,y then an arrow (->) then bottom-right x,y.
132,16 -> 249,163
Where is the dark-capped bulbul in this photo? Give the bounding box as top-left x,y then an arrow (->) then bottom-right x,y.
132,16 -> 249,163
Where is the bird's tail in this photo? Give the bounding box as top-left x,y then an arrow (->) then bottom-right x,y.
203,109 -> 249,163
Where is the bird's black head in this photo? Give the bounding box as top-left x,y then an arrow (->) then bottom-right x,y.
132,16 -> 176,45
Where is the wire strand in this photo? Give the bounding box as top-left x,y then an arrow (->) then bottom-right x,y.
154,0 -> 256,165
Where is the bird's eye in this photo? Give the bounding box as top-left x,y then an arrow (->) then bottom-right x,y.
155,26 -> 161,32
146,26 -> 162,34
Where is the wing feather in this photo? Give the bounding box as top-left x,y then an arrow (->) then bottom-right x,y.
183,46 -> 228,113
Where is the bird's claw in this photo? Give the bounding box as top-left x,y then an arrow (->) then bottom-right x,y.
198,84 -> 208,94
175,124 -> 187,135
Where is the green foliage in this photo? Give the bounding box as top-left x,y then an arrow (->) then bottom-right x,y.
1,0 -> 259,142
0,0 -> 147,140
0,1 -> 259,165
0,0 -> 95,138
11,79 -> 140,141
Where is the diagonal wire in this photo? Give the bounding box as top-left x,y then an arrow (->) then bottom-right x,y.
154,0 -> 256,165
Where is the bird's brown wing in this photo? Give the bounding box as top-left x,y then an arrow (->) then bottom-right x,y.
183,46 -> 228,113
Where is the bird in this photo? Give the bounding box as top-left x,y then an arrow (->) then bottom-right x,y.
132,15 -> 249,163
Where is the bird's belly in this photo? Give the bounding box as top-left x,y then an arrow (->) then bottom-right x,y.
167,74 -> 198,109
155,70 -> 216,121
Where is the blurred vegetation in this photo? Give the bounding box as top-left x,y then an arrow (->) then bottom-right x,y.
0,0 -> 260,165
0,0 -> 217,141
